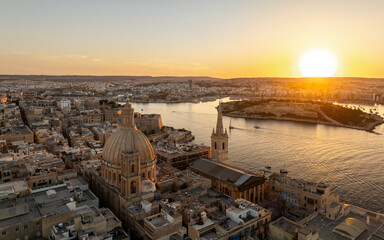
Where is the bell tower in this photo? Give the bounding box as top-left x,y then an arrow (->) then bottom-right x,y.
211,104 -> 229,164
120,150 -> 141,198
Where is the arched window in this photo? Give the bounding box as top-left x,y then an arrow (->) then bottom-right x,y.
131,164 -> 135,173
130,181 -> 136,194
215,142 -> 217,149
222,142 -> 225,150
122,180 -> 126,195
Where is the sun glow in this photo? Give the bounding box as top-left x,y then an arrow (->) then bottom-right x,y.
299,49 -> 338,77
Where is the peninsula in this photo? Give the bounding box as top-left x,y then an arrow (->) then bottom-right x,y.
221,99 -> 384,133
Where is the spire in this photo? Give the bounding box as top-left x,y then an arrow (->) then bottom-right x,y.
211,103 -> 229,163
215,104 -> 224,136
120,101 -> 136,130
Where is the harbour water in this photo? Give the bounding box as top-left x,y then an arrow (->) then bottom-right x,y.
131,98 -> 384,213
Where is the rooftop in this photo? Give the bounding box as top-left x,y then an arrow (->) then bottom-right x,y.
155,143 -> 209,156
0,125 -> 33,136
146,212 -> 172,228
306,210 -> 384,240
0,176 -> 98,228
189,158 -> 265,191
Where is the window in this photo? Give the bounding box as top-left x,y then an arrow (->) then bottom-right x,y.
215,142 -> 217,149
36,222 -> 40,226
222,142 -> 225,150
131,181 -> 137,194
24,225 -> 28,230
15,227 -> 19,232
2,231 -> 6,236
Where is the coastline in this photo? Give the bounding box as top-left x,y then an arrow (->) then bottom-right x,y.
223,112 -> 383,133
223,102 -> 384,135
223,113 -> 384,134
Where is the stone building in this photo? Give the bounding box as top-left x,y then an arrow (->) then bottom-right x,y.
155,143 -> 210,170
91,101 -> 157,228
135,113 -> 163,135
0,126 -> 34,143
268,173 -> 339,213
211,105 -> 229,164
189,158 -> 266,205
0,176 -> 108,240
80,109 -> 103,123
143,210 -> 183,240
269,217 -> 319,240
189,104 -> 266,205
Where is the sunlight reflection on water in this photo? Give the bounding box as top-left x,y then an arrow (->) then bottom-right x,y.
131,99 -> 384,213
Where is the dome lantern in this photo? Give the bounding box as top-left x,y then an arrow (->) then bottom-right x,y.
120,101 -> 136,130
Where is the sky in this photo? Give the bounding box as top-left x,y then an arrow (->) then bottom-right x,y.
1,0 -> 384,78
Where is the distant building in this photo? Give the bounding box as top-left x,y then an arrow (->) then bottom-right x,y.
135,113 -> 163,135
80,109 -> 102,123
57,98 -> 71,110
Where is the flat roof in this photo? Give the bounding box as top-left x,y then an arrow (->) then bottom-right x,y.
307,212 -> 383,240
271,217 -> 300,235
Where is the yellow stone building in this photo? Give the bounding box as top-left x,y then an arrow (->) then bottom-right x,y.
91,101 -> 158,228
190,104 -> 266,205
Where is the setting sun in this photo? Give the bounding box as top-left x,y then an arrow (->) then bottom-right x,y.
299,49 -> 338,77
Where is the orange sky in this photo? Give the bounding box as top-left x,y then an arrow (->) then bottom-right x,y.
0,1 -> 383,78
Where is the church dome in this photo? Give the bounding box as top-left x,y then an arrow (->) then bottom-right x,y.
102,102 -> 155,164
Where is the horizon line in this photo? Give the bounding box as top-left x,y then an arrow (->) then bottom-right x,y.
0,74 -> 383,80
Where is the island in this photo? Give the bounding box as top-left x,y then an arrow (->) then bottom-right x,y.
221,99 -> 384,133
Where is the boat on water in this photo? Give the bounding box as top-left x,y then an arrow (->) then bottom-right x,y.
254,125 -> 260,129
229,120 -> 235,129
